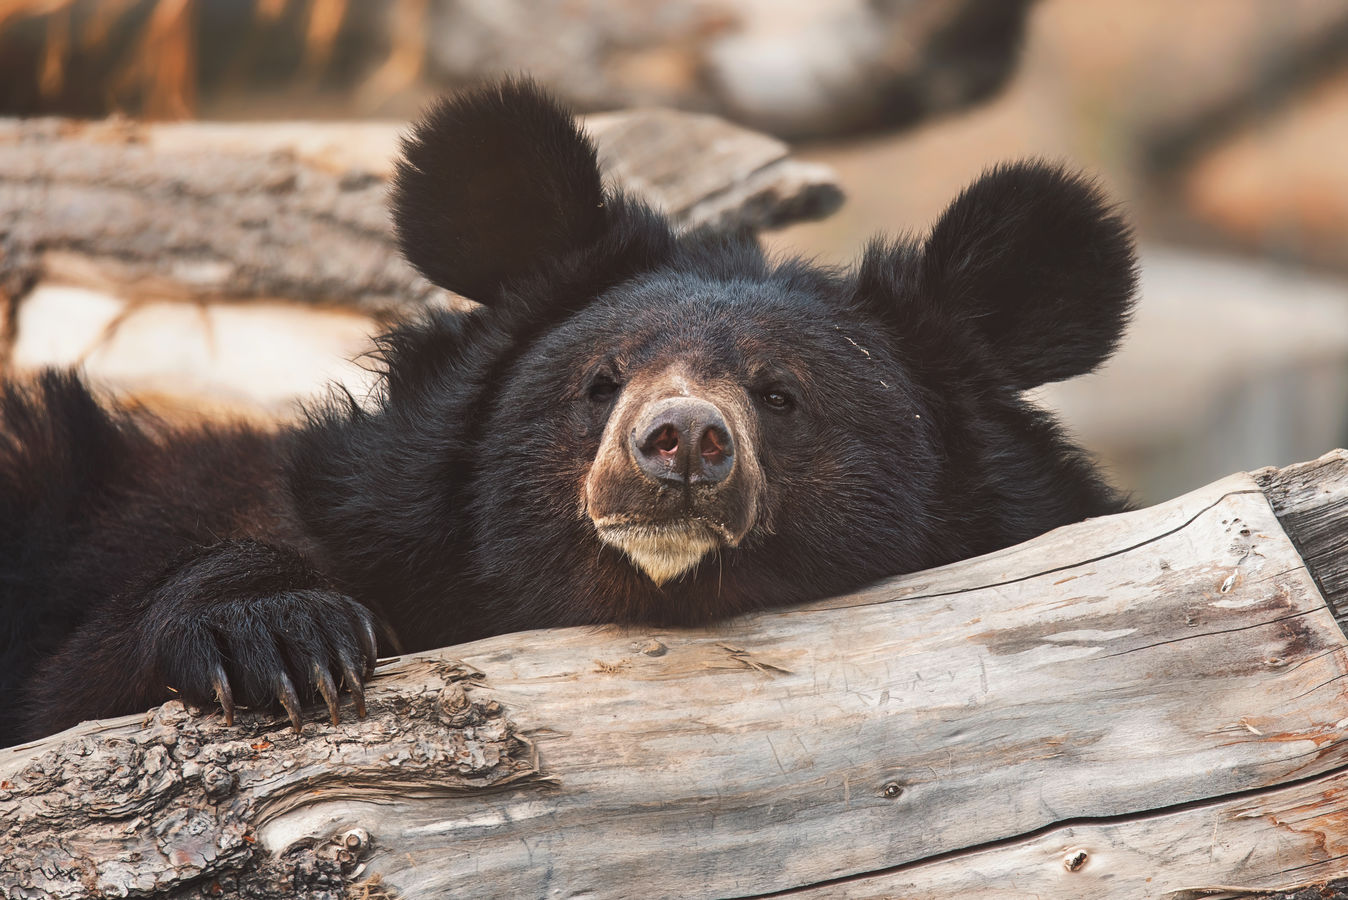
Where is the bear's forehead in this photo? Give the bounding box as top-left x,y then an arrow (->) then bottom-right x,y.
565,274 -> 850,355
519,281 -> 905,403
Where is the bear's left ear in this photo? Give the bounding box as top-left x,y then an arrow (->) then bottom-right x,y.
866,162 -> 1138,390
392,79 -> 611,305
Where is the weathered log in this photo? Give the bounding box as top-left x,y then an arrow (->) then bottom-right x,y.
0,111 -> 841,318
5,451 -> 1348,899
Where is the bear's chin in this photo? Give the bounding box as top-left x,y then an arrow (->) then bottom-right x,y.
593,520 -> 727,585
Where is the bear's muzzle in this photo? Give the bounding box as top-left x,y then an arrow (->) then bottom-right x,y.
583,366 -> 763,585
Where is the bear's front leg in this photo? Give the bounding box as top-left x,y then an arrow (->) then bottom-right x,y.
22,540 -> 378,739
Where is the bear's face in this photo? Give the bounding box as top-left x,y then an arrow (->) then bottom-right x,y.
355,79 -> 1136,634
480,269 -> 938,599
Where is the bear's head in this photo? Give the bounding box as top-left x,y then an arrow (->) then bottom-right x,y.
296,80 -> 1137,640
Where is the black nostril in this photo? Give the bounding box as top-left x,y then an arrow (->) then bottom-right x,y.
631,398 -> 735,486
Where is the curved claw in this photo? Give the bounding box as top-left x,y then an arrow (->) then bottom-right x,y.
310,665 -> 342,727
340,656 -> 367,719
313,662 -> 342,726
211,662 -> 235,727
357,616 -> 379,679
276,671 -> 304,733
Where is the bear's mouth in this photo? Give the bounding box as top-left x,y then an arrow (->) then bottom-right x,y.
591,518 -> 735,585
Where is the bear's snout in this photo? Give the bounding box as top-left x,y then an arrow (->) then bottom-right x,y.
583,366 -> 765,586
631,397 -> 735,487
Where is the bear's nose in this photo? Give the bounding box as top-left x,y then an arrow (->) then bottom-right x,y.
631,398 -> 735,487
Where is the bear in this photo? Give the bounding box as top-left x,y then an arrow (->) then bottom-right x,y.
0,79 -> 1136,745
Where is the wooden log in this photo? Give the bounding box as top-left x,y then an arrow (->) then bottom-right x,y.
4,452 -> 1348,899
0,111 -> 841,318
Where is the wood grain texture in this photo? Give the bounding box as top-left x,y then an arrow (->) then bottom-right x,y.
1257,448 -> 1348,629
2,462 -> 1347,898
587,107 -> 842,229
787,767 -> 1348,898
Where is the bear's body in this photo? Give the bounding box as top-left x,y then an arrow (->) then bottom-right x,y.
0,82 -> 1136,744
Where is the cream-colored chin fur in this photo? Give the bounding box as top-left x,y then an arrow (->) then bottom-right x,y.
595,521 -> 721,585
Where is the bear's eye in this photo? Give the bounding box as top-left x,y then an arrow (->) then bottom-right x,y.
587,378 -> 621,403
759,389 -> 794,412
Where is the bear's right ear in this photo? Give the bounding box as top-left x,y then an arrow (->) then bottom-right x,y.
392,80 -> 608,305
858,162 -> 1137,391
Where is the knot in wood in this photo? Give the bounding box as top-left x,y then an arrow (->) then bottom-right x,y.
437,684 -> 479,727
440,684 -> 468,711
1064,849 -> 1089,872
882,782 -> 903,799
201,764 -> 235,797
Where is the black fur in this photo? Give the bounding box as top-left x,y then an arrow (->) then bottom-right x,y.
1,80 -> 1137,744
391,78 -> 609,305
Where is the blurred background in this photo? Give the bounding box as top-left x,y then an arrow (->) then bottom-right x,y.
2,0 -> 1347,505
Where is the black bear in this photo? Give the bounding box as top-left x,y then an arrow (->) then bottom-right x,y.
0,80 -> 1136,745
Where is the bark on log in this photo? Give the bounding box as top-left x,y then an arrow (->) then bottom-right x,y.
0,112 -> 842,317
5,451 -> 1348,899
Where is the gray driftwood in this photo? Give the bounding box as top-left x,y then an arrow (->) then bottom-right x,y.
5,451 -> 1348,899
0,111 -> 841,320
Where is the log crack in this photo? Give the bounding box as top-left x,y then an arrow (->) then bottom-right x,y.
734,756 -> 1348,900
810,488 -> 1268,613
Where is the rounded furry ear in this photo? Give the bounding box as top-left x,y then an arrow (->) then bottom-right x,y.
391,79 -> 607,304
916,161 -> 1138,389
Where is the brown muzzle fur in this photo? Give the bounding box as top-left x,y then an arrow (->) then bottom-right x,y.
583,364 -> 764,584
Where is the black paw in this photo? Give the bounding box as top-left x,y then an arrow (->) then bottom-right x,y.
152,590 -> 378,730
